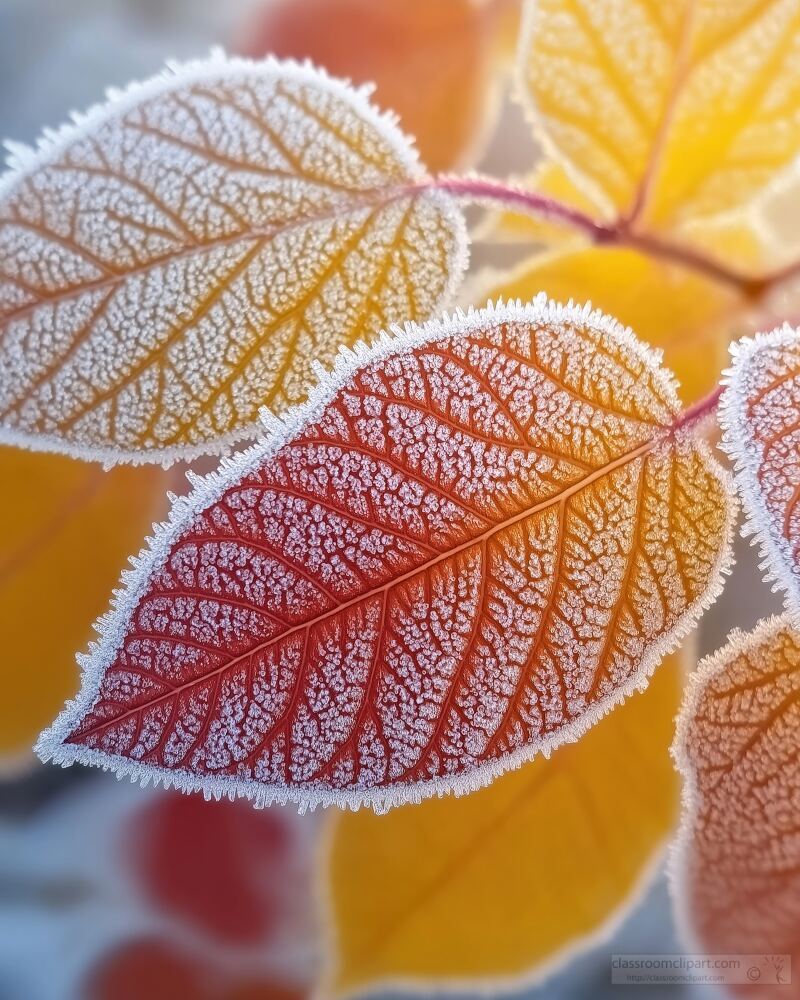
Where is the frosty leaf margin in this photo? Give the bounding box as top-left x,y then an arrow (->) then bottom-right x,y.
35,296 -> 738,813
719,327 -> 800,617
667,613 -> 794,949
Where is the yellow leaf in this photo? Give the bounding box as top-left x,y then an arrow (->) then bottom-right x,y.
672,617 -> 800,992
0,54 -> 466,465
321,648 -> 685,996
0,447 -> 168,767
518,0 -> 800,229
479,246 -> 743,402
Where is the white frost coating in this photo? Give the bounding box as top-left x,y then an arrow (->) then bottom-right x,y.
0,49 -> 468,465
35,296 -> 736,813
668,613 -> 798,953
719,327 -> 800,619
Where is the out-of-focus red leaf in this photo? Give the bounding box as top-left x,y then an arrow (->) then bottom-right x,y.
236,0 -> 501,171
86,937 -> 306,1000
129,794 -> 289,946
86,938 -> 211,1000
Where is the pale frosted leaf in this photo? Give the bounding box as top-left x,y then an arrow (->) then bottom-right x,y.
0,53 -> 466,464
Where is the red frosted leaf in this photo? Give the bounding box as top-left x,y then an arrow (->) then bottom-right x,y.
130,794 -> 288,945
721,327 -> 800,614
37,298 -> 734,810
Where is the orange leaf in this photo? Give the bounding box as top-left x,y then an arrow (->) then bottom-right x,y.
720,328 -> 800,613
0,54 -> 466,464
237,0 -> 506,172
478,246 -> 743,403
672,616 -> 800,996
322,648 -> 684,997
0,447 -> 168,767
37,298 -> 733,810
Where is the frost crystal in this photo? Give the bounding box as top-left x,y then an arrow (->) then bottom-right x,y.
721,327 -> 800,617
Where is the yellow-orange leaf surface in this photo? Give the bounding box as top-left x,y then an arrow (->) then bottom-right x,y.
721,328 -> 800,613
0,448 -> 168,766
0,53 -> 466,465
238,0 -> 505,172
672,617 -> 800,997
38,299 -> 732,811
322,649 -> 684,997
480,247 -> 741,403
519,0 -> 800,229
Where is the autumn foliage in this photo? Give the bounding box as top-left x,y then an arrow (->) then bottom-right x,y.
3,0 -> 800,997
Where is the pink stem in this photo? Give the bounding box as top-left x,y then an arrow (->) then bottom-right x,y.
671,384 -> 724,435
420,175 -> 780,297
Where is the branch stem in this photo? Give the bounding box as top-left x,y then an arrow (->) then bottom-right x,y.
671,384 -> 724,435
421,174 -> 790,298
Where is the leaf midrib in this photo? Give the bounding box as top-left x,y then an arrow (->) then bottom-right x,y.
71,430 -> 670,743
0,183 -> 418,331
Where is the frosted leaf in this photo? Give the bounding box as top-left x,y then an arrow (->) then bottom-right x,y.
36,297 -> 734,811
720,327 -> 800,616
672,616 -> 800,978
518,0 -> 800,227
0,52 -> 466,465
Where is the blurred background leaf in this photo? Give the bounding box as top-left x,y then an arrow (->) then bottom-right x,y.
0,449 -> 170,769
236,0 -> 513,172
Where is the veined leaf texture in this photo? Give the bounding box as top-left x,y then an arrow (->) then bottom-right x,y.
672,617 -> 800,990
37,299 -> 734,810
519,0 -> 800,228
721,328 -> 800,615
0,53 -> 466,464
